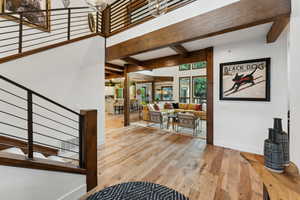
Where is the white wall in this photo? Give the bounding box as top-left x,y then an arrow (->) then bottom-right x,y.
214,32 -> 288,154
0,165 -> 86,200
107,0 -> 240,46
0,36 -> 105,199
289,0 -> 300,168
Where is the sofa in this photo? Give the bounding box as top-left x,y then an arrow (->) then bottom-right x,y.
142,102 -> 206,121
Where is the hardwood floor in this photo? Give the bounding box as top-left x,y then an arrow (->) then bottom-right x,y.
81,125 -> 263,200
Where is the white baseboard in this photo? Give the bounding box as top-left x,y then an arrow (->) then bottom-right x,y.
214,140 -> 263,155
57,184 -> 87,200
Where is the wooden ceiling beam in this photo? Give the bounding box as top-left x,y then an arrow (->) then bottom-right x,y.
169,44 -> 189,57
105,74 -> 124,80
105,63 -> 124,71
267,16 -> 290,43
121,57 -> 145,66
105,69 -> 123,75
127,48 -> 207,73
106,0 -> 291,61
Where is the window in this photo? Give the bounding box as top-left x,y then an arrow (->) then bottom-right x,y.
162,86 -> 173,101
192,76 -> 207,104
192,61 -> 207,70
179,64 -> 191,71
179,77 -> 190,103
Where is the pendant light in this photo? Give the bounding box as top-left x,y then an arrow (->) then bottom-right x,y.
148,0 -> 168,17
61,0 -> 70,8
85,0 -> 109,12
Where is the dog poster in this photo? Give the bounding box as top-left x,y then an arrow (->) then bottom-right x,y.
220,58 -> 271,101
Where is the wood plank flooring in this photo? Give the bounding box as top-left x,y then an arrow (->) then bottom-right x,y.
81,124 -> 263,200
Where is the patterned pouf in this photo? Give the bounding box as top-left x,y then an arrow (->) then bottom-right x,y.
87,182 -> 189,200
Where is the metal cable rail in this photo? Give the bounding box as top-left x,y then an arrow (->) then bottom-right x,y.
108,0 -> 196,34
0,74 -> 85,168
0,7 -> 102,59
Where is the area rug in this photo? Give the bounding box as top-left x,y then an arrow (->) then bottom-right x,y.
87,182 -> 189,200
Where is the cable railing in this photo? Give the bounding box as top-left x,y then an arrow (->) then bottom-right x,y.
0,74 -> 85,168
108,0 -> 197,35
0,7 -> 102,60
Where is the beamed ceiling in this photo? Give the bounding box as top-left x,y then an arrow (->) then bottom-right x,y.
105,0 -> 291,79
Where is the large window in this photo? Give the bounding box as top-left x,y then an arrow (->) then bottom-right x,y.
155,86 -> 173,101
162,86 -> 173,101
179,77 -> 190,103
192,76 -> 207,104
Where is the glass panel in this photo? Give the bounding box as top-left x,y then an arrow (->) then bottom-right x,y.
192,61 -> 207,69
193,76 -> 207,104
179,77 -> 190,103
179,64 -> 191,71
162,86 -> 173,101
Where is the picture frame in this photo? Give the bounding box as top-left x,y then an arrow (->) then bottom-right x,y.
219,58 -> 271,101
0,0 -> 51,32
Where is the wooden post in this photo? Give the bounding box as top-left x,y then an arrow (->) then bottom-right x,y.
102,6 -> 111,36
80,110 -> 98,192
152,81 -> 155,102
206,47 -> 214,145
124,65 -> 130,126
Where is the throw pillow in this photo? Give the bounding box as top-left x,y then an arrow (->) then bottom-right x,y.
195,104 -> 202,111
153,104 -> 160,111
172,103 -> 179,109
164,103 -> 173,109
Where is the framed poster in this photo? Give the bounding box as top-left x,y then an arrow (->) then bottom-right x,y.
220,58 -> 271,101
0,0 -> 51,32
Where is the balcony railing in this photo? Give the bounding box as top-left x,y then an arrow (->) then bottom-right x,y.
107,0 -> 197,35
0,1 -> 197,62
0,7 -> 102,61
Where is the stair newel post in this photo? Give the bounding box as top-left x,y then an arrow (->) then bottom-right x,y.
27,91 -> 34,160
80,110 -> 98,192
79,114 -> 86,169
18,13 -> 23,53
67,8 -> 71,40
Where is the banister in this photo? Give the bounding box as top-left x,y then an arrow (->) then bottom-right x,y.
0,74 -> 81,116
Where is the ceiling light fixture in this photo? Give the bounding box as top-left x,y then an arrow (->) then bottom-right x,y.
148,0 -> 168,17
85,0 -> 109,12
61,0 -> 71,8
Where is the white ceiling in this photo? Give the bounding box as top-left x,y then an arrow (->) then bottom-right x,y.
108,22 -> 273,65
107,59 -> 128,66
130,47 -> 178,61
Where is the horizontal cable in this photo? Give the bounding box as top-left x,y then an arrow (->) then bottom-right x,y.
0,29 -> 19,35
0,41 -> 19,49
0,24 -> 19,29
33,102 -> 79,123
49,154 -> 79,162
0,88 -> 27,101
23,26 -> 67,35
0,121 -> 27,131
0,6 -> 89,15
0,99 -> 27,111
33,121 -> 79,139
70,19 -> 87,24
70,23 -> 88,28
33,130 -> 79,145
71,27 -> 89,33
0,110 -> 27,121
23,31 -> 68,43
0,35 -> 19,42
22,36 -> 67,49
33,112 -> 79,131
71,31 -> 91,37
34,141 -> 79,154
